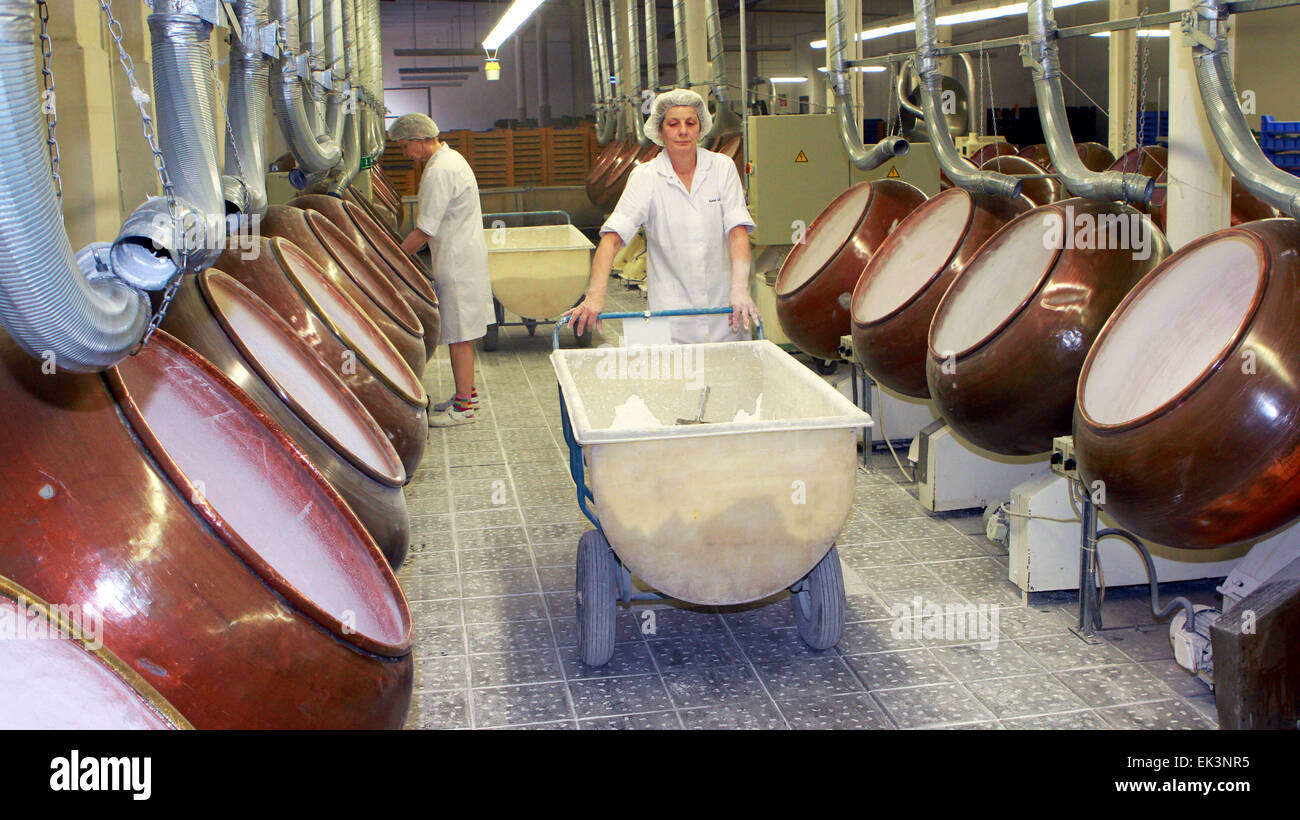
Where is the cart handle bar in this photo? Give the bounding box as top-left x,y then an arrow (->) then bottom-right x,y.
552,308 -> 764,350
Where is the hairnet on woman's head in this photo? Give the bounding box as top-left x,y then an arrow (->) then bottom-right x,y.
645,88 -> 712,146
387,113 -> 441,141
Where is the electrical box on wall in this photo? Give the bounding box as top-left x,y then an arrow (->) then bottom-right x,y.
746,114 -> 941,247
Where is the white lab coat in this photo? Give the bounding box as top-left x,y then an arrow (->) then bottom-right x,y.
601,147 -> 755,344
416,145 -> 494,344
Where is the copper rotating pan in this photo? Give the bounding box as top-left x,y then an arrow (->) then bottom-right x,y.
347,184 -> 401,235
586,138 -> 634,204
0,330 -> 414,728
161,271 -> 411,568
1075,218 -> 1300,548
292,193 -> 438,299
926,198 -> 1170,455
774,179 -> 927,361
967,142 -> 1019,167
598,142 -> 660,210
714,134 -> 746,182
0,576 -> 191,729
591,138 -> 641,207
214,238 -> 429,476
371,168 -> 404,222
850,188 -> 1031,398
262,205 -> 426,375
980,154 -> 1062,207
339,199 -> 442,352
1017,141 -> 1115,173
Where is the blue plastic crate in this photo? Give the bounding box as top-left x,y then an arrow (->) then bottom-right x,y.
1261,135 -> 1300,151
1266,152 -> 1300,169
1261,115 -> 1300,135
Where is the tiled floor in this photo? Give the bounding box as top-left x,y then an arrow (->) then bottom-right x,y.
398,282 -> 1221,730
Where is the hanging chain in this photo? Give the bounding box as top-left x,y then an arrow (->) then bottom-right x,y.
1135,9 -> 1153,153
214,54 -> 245,178
37,0 -> 63,205
99,0 -> 191,354
982,42 -> 998,140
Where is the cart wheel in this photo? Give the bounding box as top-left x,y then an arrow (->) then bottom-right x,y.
576,530 -> 618,666
575,324 -> 593,348
791,545 -> 845,650
815,358 -> 837,375
483,323 -> 499,352
524,319 -> 538,336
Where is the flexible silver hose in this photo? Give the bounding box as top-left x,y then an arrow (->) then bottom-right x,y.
364,0 -> 384,160
912,0 -> 1016,193
0,0 -> 147,371
1027,0 -> 1151,202
328,110 -> 362,195
322,0 -> 346,146
584,0 -> 614,143
270,0 -> 341,175
672,0 -> 688,88
593,0 -> 617,143
700,0 -> 741,139
113,11 -> 228,283
825,0 -> 908,171
607,0 -> 626,139
224,0 -> 270,215
626,0 -> 648,145
298,0 -> 328,137
644,0 -> 658,95
1191,0 -> 1300,217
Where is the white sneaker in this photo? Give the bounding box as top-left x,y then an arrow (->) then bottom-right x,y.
428,405 -> 476,427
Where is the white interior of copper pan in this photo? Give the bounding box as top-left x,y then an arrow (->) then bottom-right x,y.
931,210 -> 1062,356
775,185 -> 872,296
278,242 -> 425,402
1081,235 -> 1262,426
0,598 -> 173,729
204,271 -> 404,485
113,340 -> 409,650
854,191 -> 972,324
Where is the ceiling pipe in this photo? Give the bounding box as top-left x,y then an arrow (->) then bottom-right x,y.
608,0 -> 627,139
1187,0 -> 1300,217
1025,0 -> 1152,202
223,0 -> 271,216
627,0 -> 649,145
826,0 -> 908,171
585,0 -> 616,144
911,0 -> 1017,192
701,0 -> 742,139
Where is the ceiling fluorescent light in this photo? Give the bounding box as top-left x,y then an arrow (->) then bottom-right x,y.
812,0 -> 1101,48
482,0 -> 546,52
1089,29 -> 1172,37
816,65 -> 888,73
769,76 -> 808,83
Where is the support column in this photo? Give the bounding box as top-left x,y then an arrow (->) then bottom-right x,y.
684,0 -> 709,95
48,2 -> 122,250
516,36 -> 527,121
1107,0 -> 1139,155
536,12 -> 551,127
1165,0 -> 1232,248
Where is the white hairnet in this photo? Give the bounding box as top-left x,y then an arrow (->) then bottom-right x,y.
387,113 -> 441,141
645,88 -> 711,147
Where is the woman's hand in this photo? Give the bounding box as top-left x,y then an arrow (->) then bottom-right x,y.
563,295 -> 605,337
729,289 -> 762,334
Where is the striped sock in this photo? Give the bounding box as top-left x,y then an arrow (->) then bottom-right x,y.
452,393 -> 474,412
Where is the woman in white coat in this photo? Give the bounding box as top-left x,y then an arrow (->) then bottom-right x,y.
390,113 -> 494,427
564,89 -> 761,343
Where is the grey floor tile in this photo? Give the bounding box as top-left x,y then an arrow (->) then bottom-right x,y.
846,648 -> 956,690
838,620 -> 922,655
410,599 -> 463,627
460,567 -> 541,597
1101,624 -> 1177,662
406,690 -> 470,729
1096,699 -> 1214,730
638,606 -> 726,638
731,627 -> 841,663
413,625 -> 467,659
778,693 -> 896,730
456,507 -> 524,530
455,526 -> 528,549
521,504 -> 586,525
528,522 -> 591,545
1001,710 -> 1109,730
858,563 -> 944,593
647,635 -> 746,670
874,683 -> 996,729
400,572 -> 461,602
531,542 -> 578,568
838,519 -> 897,545
1015,633 -> 1131,671
903,536 -> 990,562
471,682 -> 573,728
931,641 -> 1043,681
551,612 -> 645,647
1056,663 -> 1178,708
966,673 -> 1089,718
562,640 -> 658,680
840,541 -> 918,568
1140,660 -> 1213,699
679,698 -> 788,730
844,593 -> 894,623
457,546 -> 535,573
566,674 -> 674,718
952,580 -> 1025,608
470,649 -> 565,688
536,565 -> 573,592
413,655 -> 468,693
989,605 -> 1070,639
754,657 -> 865,699
663,665 -> 769,709
884,517 -> 964,540
466,619 -> 558,655
927,557 -> 1010,587
462,595 -> 549,624
718,597 -> 797,631
579,711 -> 682,730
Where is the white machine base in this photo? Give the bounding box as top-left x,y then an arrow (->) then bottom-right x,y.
835,376 -> 938,446
1009,473 -> 1251,593
909,421 -> 1051,512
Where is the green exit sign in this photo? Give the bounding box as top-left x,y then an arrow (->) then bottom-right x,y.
360,156 -> 373,169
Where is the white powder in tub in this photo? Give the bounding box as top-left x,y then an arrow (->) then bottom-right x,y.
609,394 -> 663,429
732,394 -> 763,423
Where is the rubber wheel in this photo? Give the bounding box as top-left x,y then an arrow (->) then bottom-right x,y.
524,319 -> 538,336
576,530 -> 618,666
816,358 -> 837,375
482,323 -> 499,352
791,545 -> 845,650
